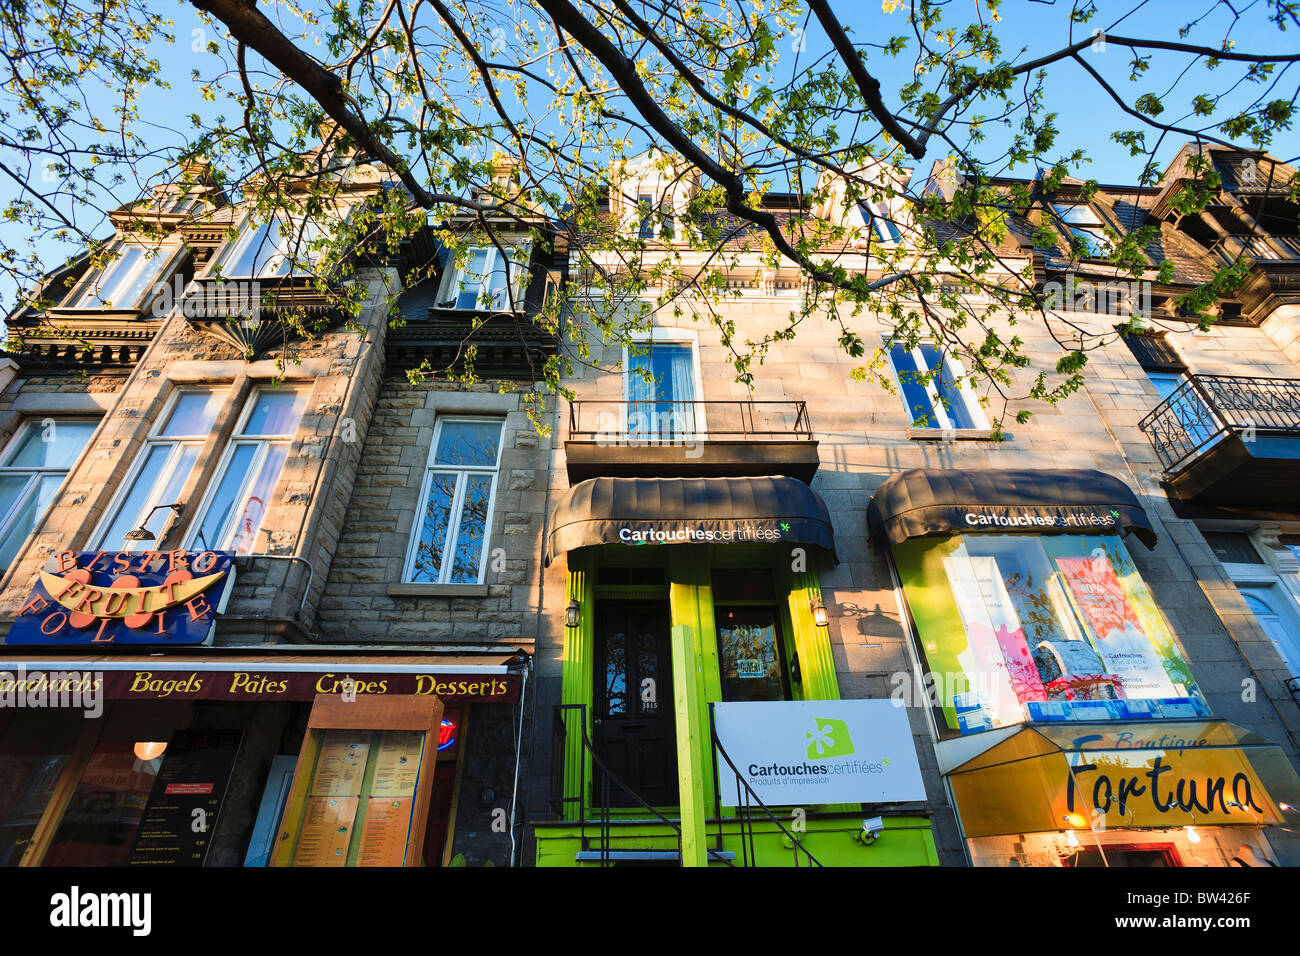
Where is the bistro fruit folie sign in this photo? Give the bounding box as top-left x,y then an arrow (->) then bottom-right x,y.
7,550 -> 236,646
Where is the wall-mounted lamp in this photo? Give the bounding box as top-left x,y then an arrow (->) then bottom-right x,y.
1185,825 -> 1201,844
564,599 -> 581,629
809,598 -> 829,628
1064,830 -> 1080,848
123,502 -> 185,542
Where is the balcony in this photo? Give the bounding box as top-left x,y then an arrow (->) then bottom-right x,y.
1138,374 -> 1300,511
1210,234 -> 1300,265
564,400 -> 819,483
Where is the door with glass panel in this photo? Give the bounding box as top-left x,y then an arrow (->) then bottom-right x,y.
1145,371 -> 1219,453
593,602 -> 677,807
625,342 -> 699,440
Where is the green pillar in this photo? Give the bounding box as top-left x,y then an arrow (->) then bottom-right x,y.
560,556 -> 594,821
669,621 -> 708,867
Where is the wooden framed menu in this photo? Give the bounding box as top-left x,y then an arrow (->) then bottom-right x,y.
270,694 -> 443,867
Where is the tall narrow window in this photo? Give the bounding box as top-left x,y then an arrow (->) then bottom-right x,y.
886,341 -> 986,430
0,420 -> 97,570
405,418 -> 505,584
625,341 -> 700,438
188,389 -> 307,554
94,391 -> 225,552
435,244 -> 531,311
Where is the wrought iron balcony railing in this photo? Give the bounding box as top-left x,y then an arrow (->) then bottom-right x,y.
568,399 -> 813,443
1209,234 -> 1300,265
1138,374 -> 1300,472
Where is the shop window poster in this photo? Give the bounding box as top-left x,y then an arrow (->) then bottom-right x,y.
895,533 -> 1208,735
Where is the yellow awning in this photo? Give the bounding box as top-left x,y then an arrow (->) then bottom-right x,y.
947,720 -> 1300,838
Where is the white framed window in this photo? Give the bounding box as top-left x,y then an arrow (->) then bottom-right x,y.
622,332 -> 706,440
1053,203 -> 1110,258
218,216 -> 327,278
93,390 -> 226,552
435,243 -> 531,311
65,241 -> 182,310
404,418 -> 505,584
884,339 -> 988,430
857,200 -> 902,243
186,389 -> 307,554
0,419 -> 97,571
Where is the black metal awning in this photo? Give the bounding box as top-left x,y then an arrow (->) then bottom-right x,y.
865,468 -> 1158,552
545,476 -> 837,565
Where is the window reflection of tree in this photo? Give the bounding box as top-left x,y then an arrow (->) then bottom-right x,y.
411,474 -> 456,581
605,629 -> 627,716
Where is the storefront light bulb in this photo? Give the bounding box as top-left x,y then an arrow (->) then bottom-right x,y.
1064,830 -> 1079,847
564,599 -> 581,629
810,599 -> 829,628
134,741 -> 167,761
1185,826 -> 1201,843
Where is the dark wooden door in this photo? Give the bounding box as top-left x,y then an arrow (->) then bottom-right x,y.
593,603 -> 677,807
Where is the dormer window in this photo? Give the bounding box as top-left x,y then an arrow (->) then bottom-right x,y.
219,216 -> 327,278
65,241 -> 182,311
1053,203 -> 1110,258
634,194 -> 674,241
859,200 -> 902,243
436,243 -> 532,311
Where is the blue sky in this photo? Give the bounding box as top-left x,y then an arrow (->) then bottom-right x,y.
2,0 -> 1296,304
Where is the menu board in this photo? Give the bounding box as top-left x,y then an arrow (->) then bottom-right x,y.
312,733 -> 371,796
370,732 -> 423,798
288,729 -> 427,866
128,729 -> 243,867
357,798 -> 413,866
293,796 -> 360,866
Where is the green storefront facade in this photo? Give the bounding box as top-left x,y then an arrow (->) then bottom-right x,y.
533,476 -> 939,867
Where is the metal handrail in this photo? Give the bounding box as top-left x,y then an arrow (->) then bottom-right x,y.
1138,373 -> 1300,472
551,703 -> 734,867
568,399 -> 814,441
709,706 -> 824,867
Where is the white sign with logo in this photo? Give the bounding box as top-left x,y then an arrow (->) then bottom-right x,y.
713,699 -> 927,807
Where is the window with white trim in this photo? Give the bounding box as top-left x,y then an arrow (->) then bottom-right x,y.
187,389 -> 308,554
858,200 -> 902,243
885,340 -> 988,430
0,420 -> 97,571
435,244 -> 531,311
66,242 -> 181,310
1053,203 -> 1110,258
93,390 -> 225,552
219,217 -> 327,278
405,418 -> 505,584
624,338 -> 704,439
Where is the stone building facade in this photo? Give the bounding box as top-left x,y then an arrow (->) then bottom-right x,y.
0,145 -> 549,867
528,144 -> 1300,867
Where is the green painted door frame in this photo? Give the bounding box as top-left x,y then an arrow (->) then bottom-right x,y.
558,544 -> 846,859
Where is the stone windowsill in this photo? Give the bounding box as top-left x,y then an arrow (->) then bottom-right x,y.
906,427 -> 1007,442
387,582 -> 489,598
